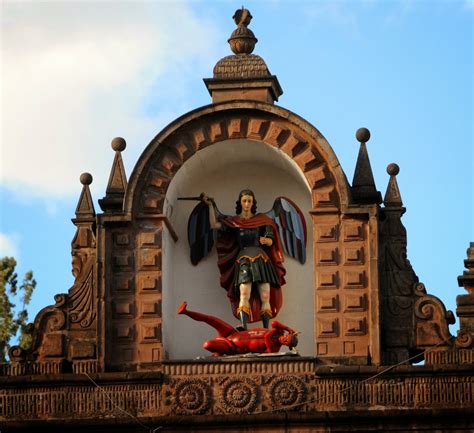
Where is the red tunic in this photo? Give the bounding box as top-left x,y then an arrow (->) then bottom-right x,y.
216,214 -> 286,322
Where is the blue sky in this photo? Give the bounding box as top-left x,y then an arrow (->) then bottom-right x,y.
1,0 -> 473,335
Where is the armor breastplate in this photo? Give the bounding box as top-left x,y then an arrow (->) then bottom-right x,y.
237,228 -> 261,248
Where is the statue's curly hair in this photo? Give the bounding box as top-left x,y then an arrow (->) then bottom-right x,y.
235,189 -> 257,215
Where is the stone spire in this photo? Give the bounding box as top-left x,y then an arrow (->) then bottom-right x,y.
72,172 -> 96,251
75,172 -> 95,220
99,137 -> 128,212
204,8 -> 283,104
383,163 -> 403,207
378,163 -> 417,363
351,128 -> 382,205
456,243 -> 474,345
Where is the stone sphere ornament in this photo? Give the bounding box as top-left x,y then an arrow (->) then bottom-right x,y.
111,137 -> 126,152
79,172 -> 93,185
387,163 -> 400,176
356,127 -> 371,143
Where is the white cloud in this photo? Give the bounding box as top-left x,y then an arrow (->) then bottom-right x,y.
0,233 -> 19,258
301,1 -> 361,36
1,1 -> 221,199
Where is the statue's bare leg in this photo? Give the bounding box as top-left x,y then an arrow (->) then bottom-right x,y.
177,302 -> 235,337
258,282 -> 272,328
237,283 -> 251,329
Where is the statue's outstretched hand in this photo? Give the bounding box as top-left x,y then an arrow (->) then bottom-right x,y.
259,237 -> 273,246
200,193 -> 213,205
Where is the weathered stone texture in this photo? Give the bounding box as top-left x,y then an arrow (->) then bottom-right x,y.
1,362 -> 472,430
214,54 -> 271,79
2,9 -> 473,432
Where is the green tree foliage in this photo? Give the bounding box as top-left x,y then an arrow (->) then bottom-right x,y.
0,257 -> 36,362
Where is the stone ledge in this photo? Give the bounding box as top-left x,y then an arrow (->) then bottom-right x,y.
1,365 -> 472,423
2,356 -> 473,383
3,407 -> 474,432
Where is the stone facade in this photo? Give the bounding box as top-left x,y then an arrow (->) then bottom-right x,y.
1,8 -> 473,432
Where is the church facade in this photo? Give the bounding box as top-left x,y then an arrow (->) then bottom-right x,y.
1,9 -> 473,432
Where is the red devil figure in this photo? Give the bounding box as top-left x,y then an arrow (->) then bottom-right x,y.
178,302 -> 298,356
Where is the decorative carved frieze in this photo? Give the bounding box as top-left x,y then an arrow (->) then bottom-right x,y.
218,376 -> 259,414
172,378 -> 212,415
1,364 -> 472,425
267,375 -> 308,410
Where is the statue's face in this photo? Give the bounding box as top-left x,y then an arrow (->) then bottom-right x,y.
240,194 -> 254,213
279,334 -> 292,346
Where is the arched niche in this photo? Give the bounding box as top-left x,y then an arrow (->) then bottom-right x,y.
114,101 -> 373,364
162,138 -> 314,358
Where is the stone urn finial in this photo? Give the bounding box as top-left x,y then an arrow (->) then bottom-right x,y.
458,242 -> 474,294
228,7 -> 258,55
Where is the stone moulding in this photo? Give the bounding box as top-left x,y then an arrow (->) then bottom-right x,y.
1,360 -> 472,429
124,101 -> 352,216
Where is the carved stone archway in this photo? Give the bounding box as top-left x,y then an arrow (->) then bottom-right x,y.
98,100 -> 381,367
125,101 -> 351,215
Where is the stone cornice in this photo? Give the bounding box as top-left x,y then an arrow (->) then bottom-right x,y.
1,360 -> 472,429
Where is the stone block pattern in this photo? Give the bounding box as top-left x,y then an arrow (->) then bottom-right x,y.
107,226 -> 163,367
314,215 -> 370,359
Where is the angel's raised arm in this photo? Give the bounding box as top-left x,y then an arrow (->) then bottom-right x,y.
201,194 -> 221,229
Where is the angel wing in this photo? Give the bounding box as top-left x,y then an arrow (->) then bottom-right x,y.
187,201 -> 224,266
265,197 -> 307,264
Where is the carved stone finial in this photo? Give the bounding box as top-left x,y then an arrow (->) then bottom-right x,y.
351,127 -> 382,205
205,9 -> 282,103
356,127 -> 371,144
455,242 -> 474,349
80,172 -> 93,186
233,7 -> 252,27
464,243 -> 474,272
99,137 -> 128,212
111,137 -> 126,152
387,162 -> 399,176
228,7 -> 258,55
75,173 -> 95,219
458,242 -> 474,294
383,163 -> 403,207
